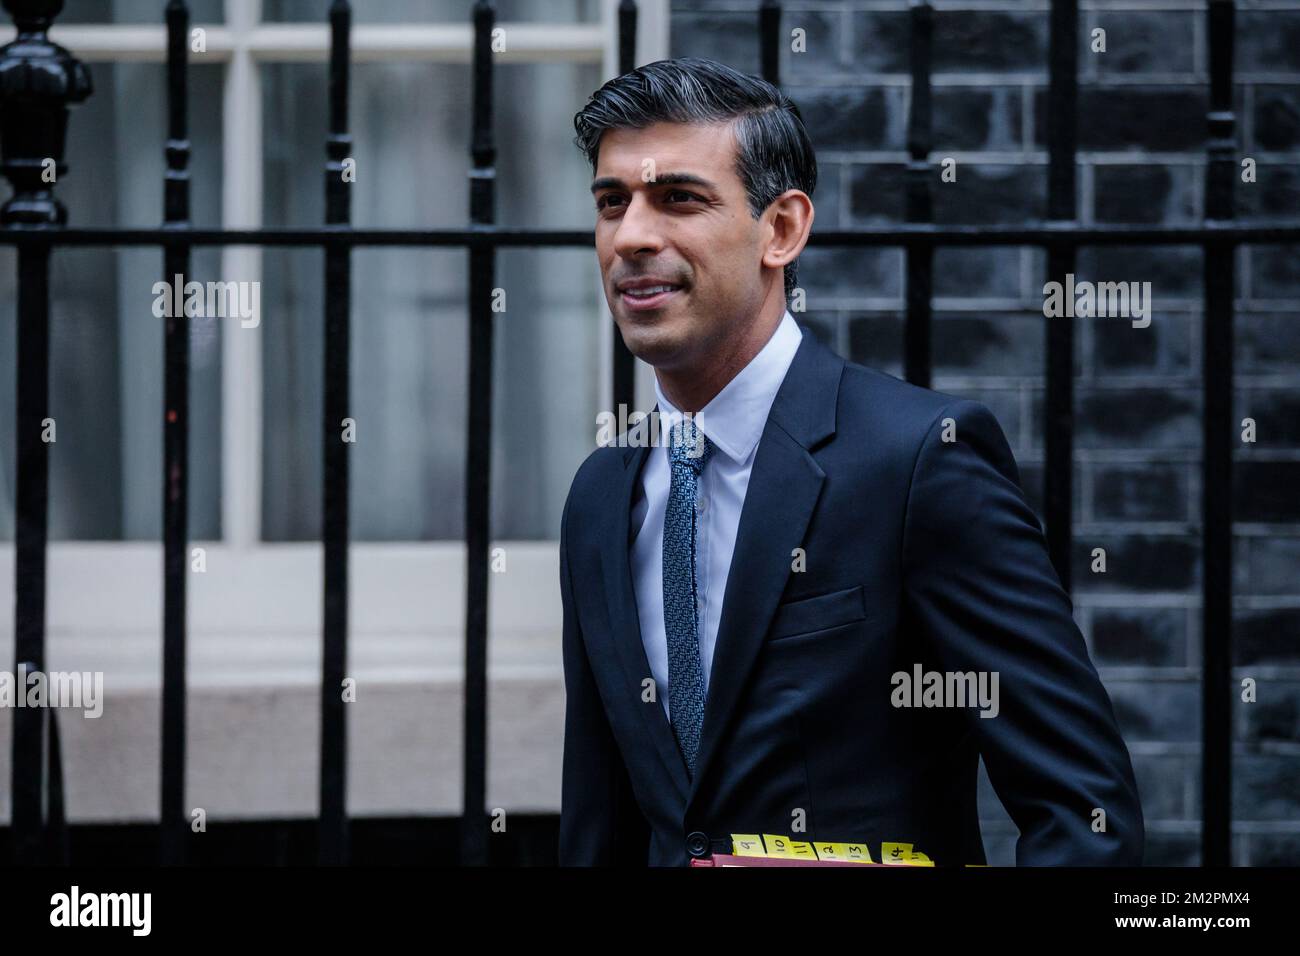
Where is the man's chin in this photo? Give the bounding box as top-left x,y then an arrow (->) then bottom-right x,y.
617,326 -> 688,370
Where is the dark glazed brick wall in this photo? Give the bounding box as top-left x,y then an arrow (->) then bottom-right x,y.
671,0 -> 1300,866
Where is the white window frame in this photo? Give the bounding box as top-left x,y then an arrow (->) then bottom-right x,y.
0,0 -> 667,821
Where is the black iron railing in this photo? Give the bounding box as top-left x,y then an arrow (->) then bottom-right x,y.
1,0 -> 1292,867
159,0 -> 190,868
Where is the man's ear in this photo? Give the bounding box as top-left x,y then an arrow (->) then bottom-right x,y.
761,189 -> 815,273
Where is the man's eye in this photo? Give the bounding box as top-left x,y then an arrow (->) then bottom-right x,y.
595,191 -> 698,211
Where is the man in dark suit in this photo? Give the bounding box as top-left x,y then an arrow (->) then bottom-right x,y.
560,57 -> 1143,867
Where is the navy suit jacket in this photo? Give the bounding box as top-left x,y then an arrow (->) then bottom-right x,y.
558,330 -> 1144,866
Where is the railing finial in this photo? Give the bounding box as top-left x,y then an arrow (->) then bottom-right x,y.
0,0 -> 92,224
4,0 -> 61,33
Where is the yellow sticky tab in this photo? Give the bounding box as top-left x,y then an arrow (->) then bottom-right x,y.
881,841 -> 913,864
881,841 -> 934,866
813,842 -> 874,863
730,834 -> 767,857
761,834 -> 818,859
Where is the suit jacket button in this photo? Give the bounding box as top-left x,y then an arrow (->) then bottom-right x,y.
686,831 -> 710,858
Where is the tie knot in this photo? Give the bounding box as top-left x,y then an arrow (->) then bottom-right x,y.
668,418 -> 713,473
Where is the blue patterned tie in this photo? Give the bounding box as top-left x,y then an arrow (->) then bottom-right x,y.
663,417 -> 715,779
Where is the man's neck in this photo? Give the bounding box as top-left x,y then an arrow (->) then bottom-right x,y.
656,306 -> 786,414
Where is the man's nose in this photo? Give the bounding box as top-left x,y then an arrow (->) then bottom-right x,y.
612,193 -> 664,259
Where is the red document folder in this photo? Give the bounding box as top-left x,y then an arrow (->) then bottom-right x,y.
689,834 -> 940,866
691,854 -> 899,867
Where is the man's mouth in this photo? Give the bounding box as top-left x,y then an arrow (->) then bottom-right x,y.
620,284 -> 683,311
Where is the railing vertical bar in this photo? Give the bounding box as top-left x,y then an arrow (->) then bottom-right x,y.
44,704 -> 67,862
461,0 -> 497,868
160,0 -> 191,868
1,0 -> 90,866
11,242 -> 50,866
1202,0 -> 1236,869
611,0 -> 637,414
319,0 -> 352,866
904,0 -> 934,388
1044,0 -> 1078,590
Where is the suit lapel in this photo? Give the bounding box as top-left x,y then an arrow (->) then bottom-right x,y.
688,332 -> 844,806
592,332 -> 845,810
599,438 -> 691,801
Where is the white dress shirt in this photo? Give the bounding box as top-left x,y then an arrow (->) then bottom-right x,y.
630,309 -> 803,722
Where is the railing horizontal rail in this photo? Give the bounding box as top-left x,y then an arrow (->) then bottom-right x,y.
2,223 -> 1298,247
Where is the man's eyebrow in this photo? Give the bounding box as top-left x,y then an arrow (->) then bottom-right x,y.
589,172 -> 720,194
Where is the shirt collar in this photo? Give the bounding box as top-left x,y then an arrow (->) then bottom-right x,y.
653,309 -> 803,464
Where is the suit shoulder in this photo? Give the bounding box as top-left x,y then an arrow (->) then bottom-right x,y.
839,360 -> 1021,495
837,358 -> 993,439
569,442 -> 628,493
562,443 -> 631,532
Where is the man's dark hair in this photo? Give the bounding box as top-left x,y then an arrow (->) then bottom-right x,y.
573,56 -> 817,301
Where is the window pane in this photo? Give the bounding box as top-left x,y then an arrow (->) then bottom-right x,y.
260,59 -> 604,541
56,0 -> 224,24
0,63 -> 224,541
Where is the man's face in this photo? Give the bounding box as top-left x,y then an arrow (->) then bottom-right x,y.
591,121 -> 766,371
